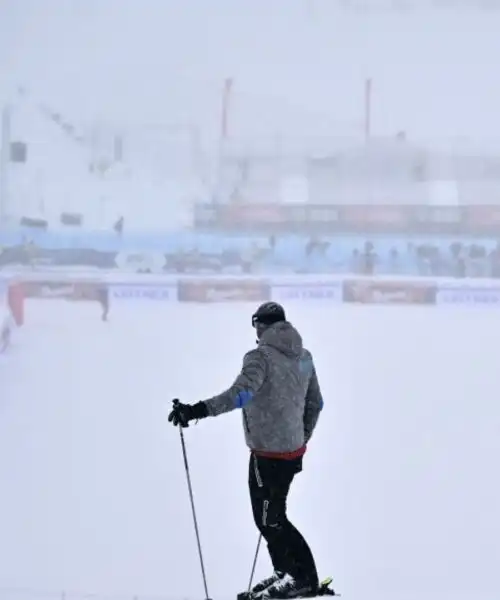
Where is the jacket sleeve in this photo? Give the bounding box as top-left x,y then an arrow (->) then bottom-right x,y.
203,348 -> 267,417
303,358 -> 324,443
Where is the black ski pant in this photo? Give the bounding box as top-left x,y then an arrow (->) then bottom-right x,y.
249,453 -> 318,586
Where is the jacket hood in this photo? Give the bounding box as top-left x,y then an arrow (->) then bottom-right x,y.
259,321 -> 303,359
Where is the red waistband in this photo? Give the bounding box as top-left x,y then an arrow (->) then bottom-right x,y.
252,445 -> 307,460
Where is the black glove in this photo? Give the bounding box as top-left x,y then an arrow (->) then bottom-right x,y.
168,399 -> 208,428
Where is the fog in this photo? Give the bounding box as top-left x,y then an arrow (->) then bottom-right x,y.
1,302 -> 499,600
2,0 -> 500,143
1,2 -> 500,600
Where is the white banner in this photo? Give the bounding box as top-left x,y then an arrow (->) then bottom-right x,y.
435,287 -> 500,306
271,283 -> 342,303
114,251 -> 166,273
110,284 -> 177,302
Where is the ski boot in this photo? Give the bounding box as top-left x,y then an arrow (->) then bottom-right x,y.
237,571 -> 284,600
258,575 -> 337,599
257,574 -> 317,599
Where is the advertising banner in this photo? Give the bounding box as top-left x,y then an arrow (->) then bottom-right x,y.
435,286 -> 500,306
462,205 -> 500,234
70,282 -> 104,302
23,280 -> 102,301
194,202 -> 500,236
343,279 -> 437,305
178,279 -> 269,303
0,246 -> 116,269
114,251 -> 167,273
110,284 -> 177,301
337,205 -> 413,233
23,281 -> 78,299
271,283 -> 342,303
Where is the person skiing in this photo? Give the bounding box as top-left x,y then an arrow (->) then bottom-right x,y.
97,285 -> 109,321
168,301 -> 325,599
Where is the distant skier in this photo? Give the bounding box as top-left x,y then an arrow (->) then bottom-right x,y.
97,285 -> 109,321
0,317 -> 11,353
168,302 -> 325,599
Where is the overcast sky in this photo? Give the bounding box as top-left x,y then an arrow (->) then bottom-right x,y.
1,0 -> 500,144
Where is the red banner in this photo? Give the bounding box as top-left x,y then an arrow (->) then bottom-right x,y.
22,281 -> 101,301
339,205 -> 411,228
218,204 -> 284,227
463,205 -> 500,231
342,280 -> 436,305
178,279 -> 269,303
194,203 -> 500,235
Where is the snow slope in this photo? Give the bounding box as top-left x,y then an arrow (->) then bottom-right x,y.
0,301 -> 499,600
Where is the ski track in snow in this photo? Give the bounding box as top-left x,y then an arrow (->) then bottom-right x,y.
0,300 -> 499,600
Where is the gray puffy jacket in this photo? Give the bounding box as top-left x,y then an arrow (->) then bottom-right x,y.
203,321 -> 324,453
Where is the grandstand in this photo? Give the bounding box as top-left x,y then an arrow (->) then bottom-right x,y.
2,77 -> 500,280
214,132 -> 500,207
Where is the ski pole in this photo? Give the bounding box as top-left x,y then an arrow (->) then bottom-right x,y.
177,422 -> 211,600
247,534 -> 262,592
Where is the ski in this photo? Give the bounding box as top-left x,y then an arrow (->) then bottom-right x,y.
314,576 -> 338,597
298,576 -> 338,598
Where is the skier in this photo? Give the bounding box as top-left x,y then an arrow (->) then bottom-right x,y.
168,302 -> 325,599
97,285 -> 109,321
0,314 -> 11,353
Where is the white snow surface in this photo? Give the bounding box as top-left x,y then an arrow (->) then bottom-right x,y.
0,301 -> 499,600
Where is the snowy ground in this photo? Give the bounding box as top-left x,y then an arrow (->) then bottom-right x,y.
0,300 -> 499,600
